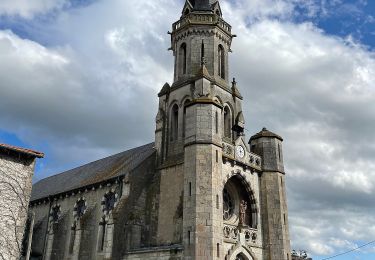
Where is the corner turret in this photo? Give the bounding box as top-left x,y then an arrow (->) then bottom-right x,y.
249,127 -> 284,173
249,128 -> 291,260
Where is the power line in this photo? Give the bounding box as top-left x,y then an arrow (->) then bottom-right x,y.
321,240 -> 375,260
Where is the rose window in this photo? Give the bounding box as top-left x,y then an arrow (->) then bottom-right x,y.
223,188 -> 234,220
222,175 -> 258,228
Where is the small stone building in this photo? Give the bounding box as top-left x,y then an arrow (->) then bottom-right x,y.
0,143 -> 44,260
29,0 -> 292,259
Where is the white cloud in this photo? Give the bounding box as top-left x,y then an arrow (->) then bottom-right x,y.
0,0 -> 375,258
0,0 -> 67,18
0,0 -> 175,175
222,3 -> 375,256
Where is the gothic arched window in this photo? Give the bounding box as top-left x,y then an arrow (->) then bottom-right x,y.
74,198 -> 87,219
50,205 -> 61,223
179,43 -> 187,75
101,191 -> 118,215
222,175 -> 257,229
223,106 -> 231,139
171,104 -> 179,141
218,45 -> 225,79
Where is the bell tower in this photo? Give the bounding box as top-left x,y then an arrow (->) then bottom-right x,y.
172,0 -> 231,86
155,0 -> 236,165
155,1 -> 291,259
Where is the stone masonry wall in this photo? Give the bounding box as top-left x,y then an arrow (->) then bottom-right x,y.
251,136 -> 291,260
183,98 -> 224,259
157,163 -> 184,246
113,154 -> 159,258
123,247 -> 183,260
0,153 -> 35,260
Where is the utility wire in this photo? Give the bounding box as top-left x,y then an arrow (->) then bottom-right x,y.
321,240 -> 375,260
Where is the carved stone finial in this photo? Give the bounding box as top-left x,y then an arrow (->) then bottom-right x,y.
201,56 -> 206,66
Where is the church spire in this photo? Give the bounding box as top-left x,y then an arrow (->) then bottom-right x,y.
192,0 -> 212,11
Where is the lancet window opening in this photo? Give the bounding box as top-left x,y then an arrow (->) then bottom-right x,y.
179,43 -> 187,75
223,106 -> 232,139
201,40 -> 205,63
183,99 -> 190,138
218,44 -> 225,79
170,104 -> 179,141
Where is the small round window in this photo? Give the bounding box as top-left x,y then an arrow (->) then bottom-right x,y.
223,188 -> 234,220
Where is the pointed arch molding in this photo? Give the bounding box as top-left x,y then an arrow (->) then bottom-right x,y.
226,242 -> 258,260
222,169 -> 259,214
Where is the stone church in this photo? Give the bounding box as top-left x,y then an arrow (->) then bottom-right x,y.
29,0 -> 291,259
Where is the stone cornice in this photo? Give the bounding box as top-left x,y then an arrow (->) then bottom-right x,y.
184,140 -> 223,148
30,175 -> 124,206
185,98 -> 223,109
222,155 -> 262,172
170,77 -> 243,100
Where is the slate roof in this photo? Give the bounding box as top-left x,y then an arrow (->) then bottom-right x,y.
192,0 -> 212,11
0,143 -> 44,158
31,143 -> 155,202
189,0 -> 219,11
249,128 -> 283,142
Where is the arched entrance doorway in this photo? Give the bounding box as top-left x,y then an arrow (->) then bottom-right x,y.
227,245 -> 256,260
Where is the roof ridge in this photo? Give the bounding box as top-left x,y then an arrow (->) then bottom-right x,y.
34,142 -> 154,184
31,142 -> 156,201
0,143 -> 44,158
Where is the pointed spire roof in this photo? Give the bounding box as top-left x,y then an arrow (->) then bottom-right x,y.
197,63 -> 212,80
192,0 -> 213,11
249,128 -> 283,142
158,82 -> 170,97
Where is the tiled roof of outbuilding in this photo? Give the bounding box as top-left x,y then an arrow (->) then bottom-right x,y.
0,143 -> 44,158
31,143 -> 155,202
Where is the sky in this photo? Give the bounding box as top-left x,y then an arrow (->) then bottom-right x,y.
0,0 -> 374,259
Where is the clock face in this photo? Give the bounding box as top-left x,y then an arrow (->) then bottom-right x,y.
236,145 -> 245,158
